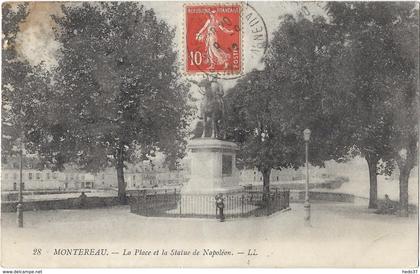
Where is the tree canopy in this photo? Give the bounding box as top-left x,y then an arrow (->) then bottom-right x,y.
225,3 -> 418,212
2,3 -> 52,164
26,2 -> 193,202
224,15 -> 350,196
326,2 -> 419,213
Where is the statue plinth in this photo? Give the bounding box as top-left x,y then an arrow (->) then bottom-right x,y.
182,138 -> 242,194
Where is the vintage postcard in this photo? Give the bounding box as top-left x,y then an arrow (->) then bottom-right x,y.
1,1 -> 419,270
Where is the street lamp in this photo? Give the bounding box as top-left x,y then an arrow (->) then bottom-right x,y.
303,128 -> 311,226
17,136 -> 24,228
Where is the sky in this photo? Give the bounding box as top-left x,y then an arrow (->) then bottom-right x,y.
15,1 -> 326,92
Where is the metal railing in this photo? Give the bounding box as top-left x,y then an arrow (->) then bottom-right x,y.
129,189 -> 289,219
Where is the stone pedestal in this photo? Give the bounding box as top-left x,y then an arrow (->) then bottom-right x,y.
182,138 -> 242,195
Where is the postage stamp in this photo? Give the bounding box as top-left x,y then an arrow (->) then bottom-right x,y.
185,4 -> 242,75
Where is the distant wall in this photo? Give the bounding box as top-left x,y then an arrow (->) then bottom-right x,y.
1,190 -> 94,202
1,196 -> 122,212
290,191 -> 356,203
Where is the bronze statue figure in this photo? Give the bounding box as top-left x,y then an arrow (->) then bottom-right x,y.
189,77 -> 226,139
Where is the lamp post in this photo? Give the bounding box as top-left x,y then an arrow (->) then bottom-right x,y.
17,135 -> 24,227
303,128 -> 311,226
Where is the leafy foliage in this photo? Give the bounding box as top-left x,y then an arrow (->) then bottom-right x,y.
225,4 -> 418,209
28,2 -> 193,201
224,15 -> 351,195
327,2 -> 418,212
2,3 -> 52,162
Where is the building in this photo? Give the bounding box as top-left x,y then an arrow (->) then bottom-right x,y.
93,160 -> 187,190
1,156 -> 95,191
2,155 -> 188,192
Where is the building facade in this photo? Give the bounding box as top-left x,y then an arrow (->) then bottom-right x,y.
93,160 -> 187,190
1,157 -> 95,191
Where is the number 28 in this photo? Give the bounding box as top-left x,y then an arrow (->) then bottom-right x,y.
33,248 -> 42,255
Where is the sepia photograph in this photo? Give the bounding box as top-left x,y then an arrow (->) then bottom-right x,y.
1,0 -> 419,270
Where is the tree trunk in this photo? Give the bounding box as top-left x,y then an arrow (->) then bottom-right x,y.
366,156 -> 378,209
398,165 -> 411,217
262,169 -> 271,204
116,146 -> 127,204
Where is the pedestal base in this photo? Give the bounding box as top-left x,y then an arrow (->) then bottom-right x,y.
182,138 -> 241,195
170,138 -> 243,216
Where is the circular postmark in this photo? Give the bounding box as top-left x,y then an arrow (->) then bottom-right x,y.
185,3 -> 268,81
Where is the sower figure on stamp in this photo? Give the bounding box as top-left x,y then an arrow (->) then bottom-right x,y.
196,10 -> 234,70
189,77 -> 226,139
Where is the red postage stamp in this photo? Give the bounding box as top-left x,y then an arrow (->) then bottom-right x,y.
185,4 -> 242,75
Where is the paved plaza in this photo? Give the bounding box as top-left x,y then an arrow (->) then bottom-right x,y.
2,201 -> 417,268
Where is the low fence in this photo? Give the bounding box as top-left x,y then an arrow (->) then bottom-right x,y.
129,189 -> 290,219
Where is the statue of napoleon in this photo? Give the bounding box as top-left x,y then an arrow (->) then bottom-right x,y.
189,77 -> 226,139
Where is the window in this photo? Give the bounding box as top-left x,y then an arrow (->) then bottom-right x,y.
13,183 -> 17,190
102,181 -> 104,185
29,173 -> 33,180
36,173 -> 40,180
46,173 -> 50,180
52,173 -> 57,179
133,175 -> 136,180
277,176 -> 279,181
13,163 -> 19,169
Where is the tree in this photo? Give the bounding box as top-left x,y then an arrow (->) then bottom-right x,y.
385,4 -> 419,216
327,2 -> 419,211
2,3 -> 29,156
41,2 -> 192,203
225,69 -> 303,199
2,3 -> 52,161
225,15 -> 349,199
